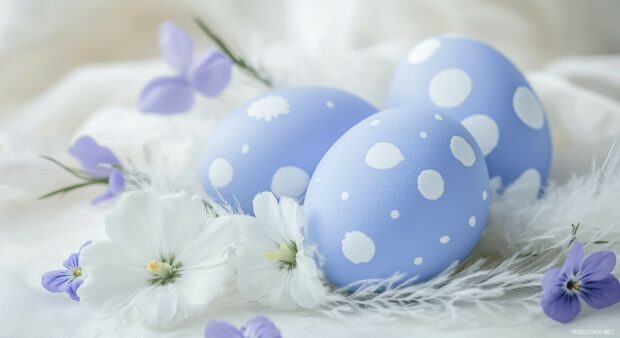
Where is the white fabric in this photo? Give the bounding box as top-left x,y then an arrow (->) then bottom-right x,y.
1,0 -> 620,337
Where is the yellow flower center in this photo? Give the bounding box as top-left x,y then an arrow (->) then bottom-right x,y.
72,267 -> 82,278
264,242 -> 298,270
566,279 -> 581,292
146,260 -> 171,276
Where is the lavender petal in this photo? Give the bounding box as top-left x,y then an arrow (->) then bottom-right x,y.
581,251 -> 616,282
66,278 -> 83,302
91,169 -> 125,204
242,316 -> 282,338
159,22 -> 194,74
561,242 -> 584,278
138,76 -> 194,114
188,49 -> 232,97
68,136 -> 120,177
580,275 -> 620,309
62,252 -> 80,270
79,241 -> 92,253
204,320 -> 244,338
542,267 -> 562,291
41,270 -> 71,293
541,288 -> 581,323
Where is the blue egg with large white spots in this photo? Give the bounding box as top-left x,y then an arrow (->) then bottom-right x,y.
200,86 -> 377,212
304,105 -> 490,288
387,36 -> 552,201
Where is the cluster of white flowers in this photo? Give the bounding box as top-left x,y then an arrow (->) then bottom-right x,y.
78,190 -> 326,328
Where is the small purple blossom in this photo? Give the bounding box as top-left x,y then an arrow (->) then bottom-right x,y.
68,136 -> 126,204
204,316 -> 281,338
41,241 -> 91,302
139,22 -> 232,114
541,242 -> 620,323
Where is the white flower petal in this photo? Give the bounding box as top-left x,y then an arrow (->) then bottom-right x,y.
179,215 -> 238,268
80,241 -> 143,268
252,192 -> 287,242
278,196 -> 304,243
104,192 -> 164,261
159,192 -> 208,258
83,191 -> 237,329
289,255 -> 327,309
236,215 -> 274,249
176,263 -> 232,311
267,271 -> 298,310
78,263 -> 147,313
237,256 -> 280,304
125,284 -> 180,328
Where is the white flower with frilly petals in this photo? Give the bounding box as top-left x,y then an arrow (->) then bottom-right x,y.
78,191 -> 236,328
234,192 -> 327,309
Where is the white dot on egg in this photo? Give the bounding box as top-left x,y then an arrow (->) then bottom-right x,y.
504,168 -> 541,203
241,144 -> 250,154
341,231 -> 375,264
434,114 -> 443,121
341,191 -> 350,200
315,178 -> 321,186
247,95 -> 291,122
407,38 -> 441,64
417,169 -> 444,200
468,216 -> 477,227
270,166 -> 310,198
440,235 -> 451,244
429,68 -> 472,108
450,136 -> 476,167
365,142 -> 405,170
326,100 -> 335,108
460,114 -> 500,156
390,210 -> 400,219
482,190 -> 488,200
208,158 -> 234,188
513,87 -> 544,129
370,119 -> 380,126
420,131 -> 428,139
414,257 -> 424,265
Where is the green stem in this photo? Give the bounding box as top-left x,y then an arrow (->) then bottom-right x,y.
40,155 -> 93,180
194,17 -> 273,87
38,179 -> 108,200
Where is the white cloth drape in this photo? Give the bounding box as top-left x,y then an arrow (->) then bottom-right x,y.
1,1 -> 619,337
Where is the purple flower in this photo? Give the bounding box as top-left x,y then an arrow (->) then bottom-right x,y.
69,136 -> 126,204
139,22 -> 232,114
204,316 -> 282,338
41,241 -> 91,302
541,241 -> 620,323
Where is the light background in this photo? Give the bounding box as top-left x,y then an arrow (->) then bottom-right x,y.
1,1 -> 619,337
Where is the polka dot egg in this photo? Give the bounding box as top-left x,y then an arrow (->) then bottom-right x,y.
386,35 -> 552,201
304,105 -> 490,288
200,86 -> 377,212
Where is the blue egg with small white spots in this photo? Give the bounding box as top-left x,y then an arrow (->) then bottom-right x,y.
387,36 -> 552,201
304,105 -> 490,288
200,86 -> 377,212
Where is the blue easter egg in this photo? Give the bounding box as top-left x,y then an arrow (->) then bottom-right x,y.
387,36 -> 552,200
200,86 -> 378,212
304,105 -> 490,288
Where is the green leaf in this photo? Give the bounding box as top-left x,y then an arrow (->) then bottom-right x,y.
38,179 -> 108,200
40,155 -> 94,180
194,17 -> 273,87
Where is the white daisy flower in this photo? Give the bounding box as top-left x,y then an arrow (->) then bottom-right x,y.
234,192 -> 327,310
78,191 -> 237,328
246,95 -> 290,121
